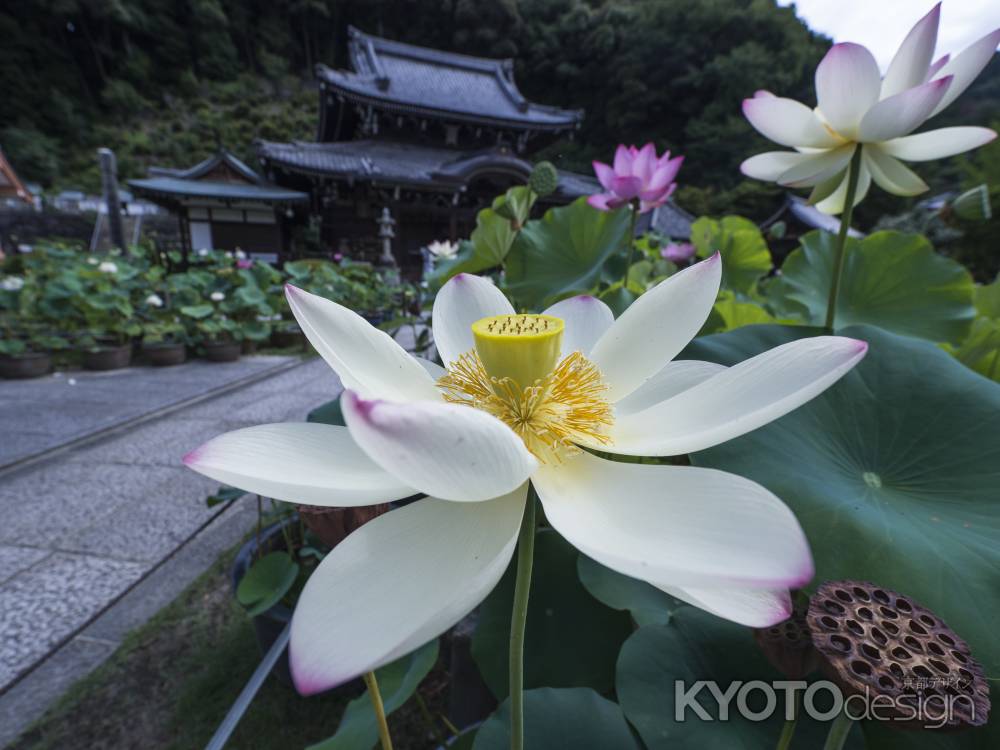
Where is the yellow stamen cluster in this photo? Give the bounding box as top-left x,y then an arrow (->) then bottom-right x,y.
437,350 -> 613,463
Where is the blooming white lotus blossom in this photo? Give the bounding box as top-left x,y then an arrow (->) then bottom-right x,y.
741,4 -> 999,213
182,256 -> 867,694
145,293 -> 164,308
98,261 -> 118,274
210,291 -> 225,302
427,239 -> 459,259
0,276 -> 24,292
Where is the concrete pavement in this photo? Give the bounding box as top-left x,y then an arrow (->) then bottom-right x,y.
0,356 -> 343,745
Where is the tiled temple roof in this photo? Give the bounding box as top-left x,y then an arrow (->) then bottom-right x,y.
316,27 -> 583,131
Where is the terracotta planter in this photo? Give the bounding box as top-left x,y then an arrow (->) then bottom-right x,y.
0,352 -> 52,379
296,504 -> 391,548
144,343 -> 186,367
271,326 -> 306,349
83,344 -> 131,371
241,339 -> 258,355
203,341 -> 241,362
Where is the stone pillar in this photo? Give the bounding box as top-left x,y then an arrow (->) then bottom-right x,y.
98,148 -> 125,251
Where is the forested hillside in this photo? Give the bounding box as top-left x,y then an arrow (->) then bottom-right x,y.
2,0 -> 998,221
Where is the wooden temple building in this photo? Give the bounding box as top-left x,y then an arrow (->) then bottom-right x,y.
258,27 -> 692,273
129,150 -> 308,261
132,28 -> 692,271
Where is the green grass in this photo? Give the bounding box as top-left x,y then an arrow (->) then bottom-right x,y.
8,542 -> 447,750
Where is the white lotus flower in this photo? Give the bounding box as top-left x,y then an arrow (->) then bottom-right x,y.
182,256 -> 867,695
98,261 -> 118,274
741,4 -> 999,214
0,276 -> 24,292
210,291 -> 225,302
145,293 -> 164,308
427,239 -> 459,259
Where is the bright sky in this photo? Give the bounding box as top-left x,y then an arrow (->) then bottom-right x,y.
778,0 -> 1000,69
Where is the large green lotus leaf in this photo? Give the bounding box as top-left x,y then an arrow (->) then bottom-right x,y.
975,276 -> 1000,319
505,198 -> 631,310
690,215 -> 772,294
684,324 -> 1000,749
472,688 -> 640,750
775,230 -> 975,343
471,529 -> 633,700
946,317 -> 1000,383
577,553 -> 684,626
307,639 -> 439,750
616,609 -> 863,749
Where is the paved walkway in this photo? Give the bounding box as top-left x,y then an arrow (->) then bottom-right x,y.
0,356 -> 299,470
0,356 -> 343,744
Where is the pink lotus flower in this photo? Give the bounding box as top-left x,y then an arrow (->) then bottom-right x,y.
236,259 -> 253,269
662,242 -> 696,263
589,143 -> 683,214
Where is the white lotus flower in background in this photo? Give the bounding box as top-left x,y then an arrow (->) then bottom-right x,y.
0,276 -> 24,291
182,257 -> 867,695
427,239 -> 459,259
741,3 -> 999,214
210,291 -> 225,302
98,261 -> 118,274
145,293 -> 164,308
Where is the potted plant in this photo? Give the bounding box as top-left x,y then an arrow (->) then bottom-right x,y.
71,257 -> 142,370
181,295 -> 242,362
0,325 -> 69,378
229,262 -> 280,354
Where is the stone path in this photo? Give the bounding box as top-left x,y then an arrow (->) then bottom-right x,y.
0,356 -> 299,470
0,356 -> 343,745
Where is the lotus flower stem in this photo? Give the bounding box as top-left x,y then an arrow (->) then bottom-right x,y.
824,148 -> 864,331
620,201 -> 639,287
362,670 -> 394,750
509,484 -> 538,750
821,710 -> 854,750
775,690 -> 801,750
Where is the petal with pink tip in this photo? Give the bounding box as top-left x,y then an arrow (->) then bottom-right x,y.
777,144 -> 856,188
864,145 -> 929,196
286,285 -> 439,402
613,144 -> 633,174
533,453 -> 814,591
183,423 -> 414,507
610,175 -> 643,200
592,161 -> 616,191
542,295 -> 614,357
741,151 -> 810,182
598,336 -> 867,456
657,584 -> 794,628
858,77 -> 951,143
587,193 -> 614,211
925,54 -> 950,80
880,126 -> 997,161
815,43 -> 882,137
590,254 -> 722,403
881,3 -> 940,99
633,142 -> 657,182
342,391 -> 536,503
929,29 -> 1000,117
614,359 -> 726,416
290,487 -> 525,695
642,156 -> 683,199
742,96 -> 841,149
432,273 -> 513,367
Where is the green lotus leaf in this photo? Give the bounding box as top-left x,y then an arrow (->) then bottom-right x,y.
307,639 -> 439,750
505,198 -> 631,310
616,609 -> 863,749
774,230 -> 975,343
685,323 -> 1000,749
472,688 -> 639,750
690,215 -> 772,294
